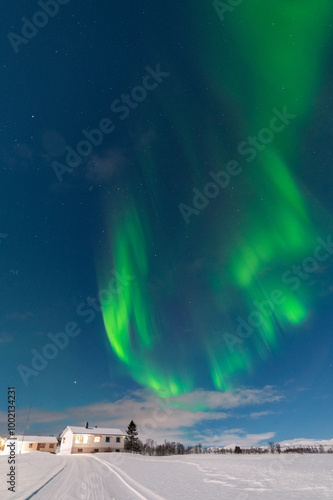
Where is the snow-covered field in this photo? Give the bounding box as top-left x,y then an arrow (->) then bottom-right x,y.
1,451 -> 332,499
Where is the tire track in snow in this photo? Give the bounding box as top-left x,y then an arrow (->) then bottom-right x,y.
92,456 -> 165,500
24,463 -> 67,499
24,454 -> 136,500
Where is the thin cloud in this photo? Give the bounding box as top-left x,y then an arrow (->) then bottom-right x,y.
0,409 -> 67,434
219,432 -> 276,448
249,410 -> 274,419
0,386 -> 283,444
170,385 -> 284,411
194,429 -> 276,448
0,333 -> 15,344
6,311 -> 33,321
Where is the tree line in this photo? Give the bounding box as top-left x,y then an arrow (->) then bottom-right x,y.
124,422 -> 333,456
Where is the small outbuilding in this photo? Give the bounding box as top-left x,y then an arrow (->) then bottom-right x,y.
2,435 -> 57,454
59,423 -> 125,454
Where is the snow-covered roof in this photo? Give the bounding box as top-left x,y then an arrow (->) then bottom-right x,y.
8,436 -> 57,443
64,426 -> 125,436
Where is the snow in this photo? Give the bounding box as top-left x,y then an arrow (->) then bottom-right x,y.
62,426 -> 125,436
1,451 -> 332,499
279,438 -> 333,449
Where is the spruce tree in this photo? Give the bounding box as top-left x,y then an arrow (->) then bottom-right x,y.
124,420 -> 141,453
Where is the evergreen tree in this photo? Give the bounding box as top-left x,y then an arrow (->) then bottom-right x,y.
124,420 -> 141,453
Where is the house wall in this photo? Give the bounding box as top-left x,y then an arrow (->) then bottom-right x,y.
20,442 -> 56,453
60,429 -> 74,454
21,442 -> 37,452
3,439 -> 57,454
71,434 -> 125,454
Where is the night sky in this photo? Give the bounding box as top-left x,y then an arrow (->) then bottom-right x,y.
1,1 -> 333,447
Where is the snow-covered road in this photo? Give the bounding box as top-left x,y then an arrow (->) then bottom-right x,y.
29,454 -> 163,500
3,453 -> 163,500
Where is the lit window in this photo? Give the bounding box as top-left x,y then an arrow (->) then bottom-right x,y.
94,436 -> 101,442
116,437 -> 121,443
75,435 -> 88,444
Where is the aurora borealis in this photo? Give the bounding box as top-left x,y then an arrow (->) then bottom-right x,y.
97,2 -> 333,397
1,1 -> 333,445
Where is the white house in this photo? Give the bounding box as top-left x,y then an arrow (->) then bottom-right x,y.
2,436 -> 57,454
59,423 -> 126,454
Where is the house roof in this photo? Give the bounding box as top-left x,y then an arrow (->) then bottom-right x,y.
8,436 -> 58,443
63,426 -> 125,436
